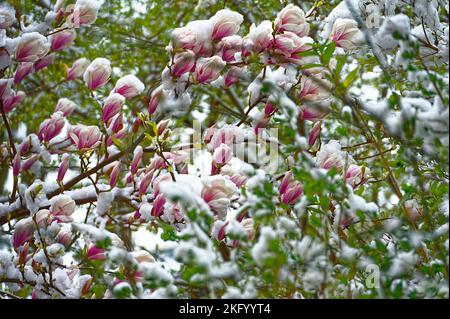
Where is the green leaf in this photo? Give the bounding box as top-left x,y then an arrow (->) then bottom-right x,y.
343,67 -> 359,88
322,41 -> 336,65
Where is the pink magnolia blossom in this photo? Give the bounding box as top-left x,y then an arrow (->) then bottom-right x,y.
12,152 -> 21,176
2,91 -> 25,113
300,105 -> 329,121
171,51 -> 195,77
330,18 -> 360,50
22,154 -> 40,172
201,176 -> 237,218
228,174 -> 247,188
210,9 -> 243,41
67,57 -> 90,80
55,98 -> 77,116
56,229 -> 72,248
71,0 -> 102,27
51,28 -> 76,51
171,20 -> 213,56
83,57 -> 111,90
213,143 -> 233,166
109,161 -> 121,188
279,171 -> 303,205
130,146 -> 143,174
0,5 -> 15,29
38,112 -> 65,143
308,122 -> 321,146
0,78 -> 12,98
114,74 -> 145,98
139,170 -> 154,196
345,164 -> 370,188
240,218 -> 254,240
87,245 -> 106,260
57,153 -> 70,182
49,195 -> 76,223
34,54 -> 55,71
14,32 -> 50,63
151,194 -> 166,218
70,124 -> 102,150
315,140 -> 346,171
248,20 -> 273,53
157,119 -> 171,136
219,35 -> 242,62
108,113 -> 124,133
14,62 -> 34,84
224,66 -> 245,87
147,85 -> 164,114
274,4 -> 309,37
12,217 -> 34,249
195,56 -> 226,84
102,93 -> 125,125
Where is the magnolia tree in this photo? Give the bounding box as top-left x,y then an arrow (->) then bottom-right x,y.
0,0 -> 448,299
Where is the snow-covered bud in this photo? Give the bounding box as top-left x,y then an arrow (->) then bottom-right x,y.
219,35 -> 242,62
171,50 -> 195,77
201,177 -> 236,218
49,195 -> 76,223
14,62 -> 34,84
38,112 -> 65,143
315,140 -> 345,171
330,18 -> 360,50
224,66 -> 245,87
157,119 -> 170,136
345,164 -> 369,187
19,138 -> 31,155
240,218 -> 254,240
70,124 -> 102,150
18,243 -> 29,265
55,98 -> 77,116
56,229 -> 72,248
72,0 -> 102,27
229,174 -> 247,188
57,153 -> 70,182
211,9 -> 243,41
264,101 -> 277,116
109,161 -> 121,188
81,276 -> 93,295
87,246 -> 106,260
35,209 -> 50,229
171,26 -> 197,51
308,122 -> 321,146
51,28 -> 76,51
114,74 -> 145,98
151,194 -> 166,218
274,31 -> 304,57
12,152 -> 21,176
83,57 -> 111,90
102,93 -> 125,125
34,54 -> 55,71
195,56 -> 226,84
274,4 -> 309,37
147,85 -> 164,114
248,20 -> 273,53
0,5 -> 16,29
281,183 -> 303,205
213,143 -> 233,166
130,146 -> 143,174
2,91 -> 25,113
300,105 -> 328,121
67,57 -> 90,80
15,32 -> 50,62
12,217 -> 34,249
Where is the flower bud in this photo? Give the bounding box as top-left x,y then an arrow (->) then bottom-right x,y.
195,56 -> 226,84
22,154 -> 40,172
248,20 -> 273,53
70,124 -> 102,151
281,183 -> 303,205
101,93 -> 125,125
2,91 -> 25,113
109,161 -> 121,188
51,28 -> 76,51
171,51 -> 196,77
0,5 -> 16,29
211,9 -> 243,41
49,195 -> 76,223
114,74 -> 145,99
67,57 -> 90,80
147,86 -> 164,114
157,119 -> 170,136
12,217 -> 34,249
130,146 -> 143,174
274,4 -> 309,37
219,35 -> 242,62
38,112 -> 65,143
87,245 -> 106,260
14,62 -> 34,85
345,164 -> 369,187
71,0 -> 102,27
57,153 -> 70,182
151,194 -> 166,218
15,32 -> 50,62
12,152 -> 21,176
55,98 -> 77,116
224,66 -> 245,87
83,57 -> 111,90
139,170 -> 154,196
34,54 -> 55,71
56,229 -> 72,248
308,122 -> 321,146
212,143 -> 233,166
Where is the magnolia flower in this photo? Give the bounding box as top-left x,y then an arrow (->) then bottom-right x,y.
195,56 -> 226,84
67,57 -> 90,80
22,154 -> 40,172
224,66 -> 245,87
315,140 -> 347,171
14,62 -> 34,84
229,174 -> 247,188
152,194 -> 166,218
49,195 -> 76,223
101,93 -> 125,124
201,176 -> 237,218
0,5 -> 16,29
55,98 -> 77,116
2,91 -> 25,113
38,112 -> 65,143
172,20 -> 213,56
330,18 -> 360,50
147,85 -> 164,114
240,218 -> 254,240
264,101 -> 277,116
15,32 -> 50,63
308,121 -> 321,146
12,152 -> 21,176
130,146 -> 143,174
274,4 -> 309,37
72,0 -> 102,27
171,51 -> 195,77
212,143 -> 233,166
0,78 -> 12,98
70,124 -> 102,150
279,171 -> 303,205
87,245 -> 106,260
298,75 -> 331,101
114,74 -> 145,98
12,217 -> 34,249
83,57 -> 111,90
57,153 -> 70,182
157,119 -> 170,136
345,164 -> 370,188
139,170 -> 154,196
219,35 -> 242,62
56,229 -> 72,248
405,199 -> 423,221
109,161 -> 121,188
34,54 -> 55,71
248,20 -> 273,53
51,28 -> 76,51
300,105 -> 329,121
210,9 -> 243,41
208,126 -> 245,149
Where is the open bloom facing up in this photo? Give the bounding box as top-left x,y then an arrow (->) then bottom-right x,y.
67,57 -> 90,80
330,18 -> 360,50
15,32 -> 50,63
114,74 -> 145,98
210,9 -> 243,41
195,56 -> 226,84
38,112 -> 65,143
83,57 -> 111,90
70,124 -> 102,151
55,98 -> 77,116
274,4 -> 309,37
51,28 -> 76,51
